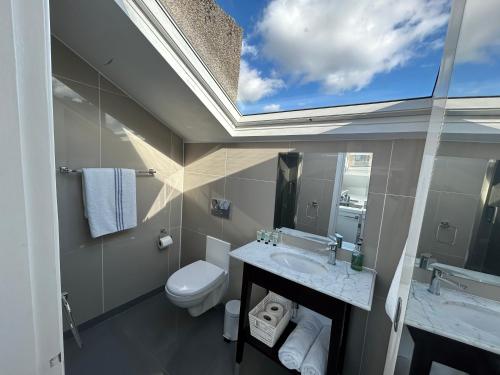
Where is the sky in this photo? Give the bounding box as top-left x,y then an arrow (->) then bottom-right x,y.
215,0 -> 500,115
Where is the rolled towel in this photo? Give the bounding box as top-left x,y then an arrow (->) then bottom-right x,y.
257,311 -> 278,327
265,302 -> 284,321
278,314 -> 323,370
301,325 -> 331,375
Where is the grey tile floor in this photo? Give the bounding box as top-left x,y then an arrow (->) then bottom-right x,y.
64,292 -> 289,375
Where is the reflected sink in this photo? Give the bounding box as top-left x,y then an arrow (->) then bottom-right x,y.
442,301 -> 500,337
271,252 -> 327,275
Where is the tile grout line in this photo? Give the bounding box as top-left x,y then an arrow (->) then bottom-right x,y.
98,73 -> 105,313
221,145 -> 228,238
358,140 -> 394,375
179,140 -> 184,270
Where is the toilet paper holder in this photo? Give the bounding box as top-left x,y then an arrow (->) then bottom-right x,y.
158,229 -> 173,249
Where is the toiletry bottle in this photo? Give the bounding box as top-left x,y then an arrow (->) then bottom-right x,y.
271,231 -> 279,246
257,230 -> 263,242
263,231 -> 270,244
351,239 -> 364,271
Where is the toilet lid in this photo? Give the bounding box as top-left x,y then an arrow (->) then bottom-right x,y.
166,260 -> 226,297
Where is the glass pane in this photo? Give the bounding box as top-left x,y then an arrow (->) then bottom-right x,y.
448,0 -> 500,97
216,0 -> 451,114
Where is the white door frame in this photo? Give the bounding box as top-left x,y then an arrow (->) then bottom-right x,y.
383,1 -> 467,373
0,0 -> 64,374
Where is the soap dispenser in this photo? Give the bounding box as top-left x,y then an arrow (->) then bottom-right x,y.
351,238 -> 364,271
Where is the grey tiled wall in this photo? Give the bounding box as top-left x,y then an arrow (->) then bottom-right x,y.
182,138 -> 424,375
52,38 -> 183,327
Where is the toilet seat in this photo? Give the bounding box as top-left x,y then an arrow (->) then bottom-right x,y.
166,260 -> 226,298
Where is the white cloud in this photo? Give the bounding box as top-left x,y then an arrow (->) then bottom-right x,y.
256,0 -> 450,93
263,103 -> 281,112
237,60 -> 284,103
455,0 -> 500,63
241,39 -> 258,58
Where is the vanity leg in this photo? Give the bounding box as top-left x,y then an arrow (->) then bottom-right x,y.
326,302 -> 350,375
236,264 -> 253,364
409,343 -> 433,375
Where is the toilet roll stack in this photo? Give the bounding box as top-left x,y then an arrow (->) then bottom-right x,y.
257,311 -> 278,326
265,302 -> 285,321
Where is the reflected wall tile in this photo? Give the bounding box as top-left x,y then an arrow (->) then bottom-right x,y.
180,227 -> 206,267
185,143 -> 226,176
51,37 -> 98,86
419,190 -> 478,262
223,178 -> 276,247
226,142 -> 288,181
296,178 -> 325,230
387,139 -> 424,197
438,141 -> 500,160
301,153 -> 337,181
375,195 -> 414,298
431,157 -> 488,195
183,173 -> 224,237
60,246 -> 103,327
362,193 -> 385,269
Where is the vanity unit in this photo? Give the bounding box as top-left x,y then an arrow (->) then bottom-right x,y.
405,281 -> 500,374
231,241 -> 376,375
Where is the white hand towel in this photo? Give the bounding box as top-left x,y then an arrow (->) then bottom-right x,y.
278,314 -> 323,370
82,168 -> 137,238
301,325 -> 331,375
385,243 -> 406,321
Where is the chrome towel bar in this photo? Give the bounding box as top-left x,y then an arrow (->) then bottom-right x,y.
58,166 -> 156,176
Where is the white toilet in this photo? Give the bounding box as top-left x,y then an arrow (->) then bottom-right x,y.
165,235 -> 230,317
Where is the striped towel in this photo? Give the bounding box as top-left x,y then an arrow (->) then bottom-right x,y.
82,168 -> 137,238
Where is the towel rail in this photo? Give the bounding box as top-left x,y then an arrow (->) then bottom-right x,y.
58,166 -> 156,176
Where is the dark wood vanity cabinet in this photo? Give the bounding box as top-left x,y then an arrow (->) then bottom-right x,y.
408,326 -> 500,375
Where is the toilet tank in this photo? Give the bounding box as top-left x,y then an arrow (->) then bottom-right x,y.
206,236 -> 231,271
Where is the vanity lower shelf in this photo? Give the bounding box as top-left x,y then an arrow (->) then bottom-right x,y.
243,321 -> 299,374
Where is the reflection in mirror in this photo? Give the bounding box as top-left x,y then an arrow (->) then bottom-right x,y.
417,156 -> 500,277
274,152 -> 373,250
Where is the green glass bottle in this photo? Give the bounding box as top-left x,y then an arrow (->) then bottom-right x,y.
351,239 -> 364,271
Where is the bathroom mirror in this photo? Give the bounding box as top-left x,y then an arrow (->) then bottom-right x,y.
274,152 -> 373,250
417,156 -> 500,276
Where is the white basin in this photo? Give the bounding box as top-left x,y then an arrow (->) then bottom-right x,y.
442,300 -> 500,337
270,252 -> 327,275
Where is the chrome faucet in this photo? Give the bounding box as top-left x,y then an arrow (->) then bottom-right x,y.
428,266 -> 468,295
327,240 -> 338,265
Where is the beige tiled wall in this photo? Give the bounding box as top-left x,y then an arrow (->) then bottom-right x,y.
182,138 -> 424,375
52,38 -> 184,326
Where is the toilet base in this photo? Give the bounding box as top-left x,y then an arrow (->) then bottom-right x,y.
187,279 -> 228,317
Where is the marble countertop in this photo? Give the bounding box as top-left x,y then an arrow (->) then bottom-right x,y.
230,241 -> 376,311
405,281 -> 500,355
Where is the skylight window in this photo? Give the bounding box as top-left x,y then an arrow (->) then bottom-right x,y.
216,0 -> 451,114
448,0 -> 500,98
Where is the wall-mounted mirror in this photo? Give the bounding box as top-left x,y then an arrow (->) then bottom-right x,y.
417,156 -> 500,277
274,152 -> 373,249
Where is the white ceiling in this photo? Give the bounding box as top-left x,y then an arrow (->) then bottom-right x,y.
50,0 -> 232,142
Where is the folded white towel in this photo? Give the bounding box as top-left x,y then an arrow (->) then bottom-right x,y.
278,314 -> 323,370
301,325 -> 331,375
385,243 -> 406,321
82,168 -> 137,238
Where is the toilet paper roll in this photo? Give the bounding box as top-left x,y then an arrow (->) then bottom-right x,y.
265,302 -> 285,321
158,235 -> 173,249
257,311 -> 278,327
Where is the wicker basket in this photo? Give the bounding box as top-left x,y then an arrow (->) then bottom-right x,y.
248,292 -> 292,347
